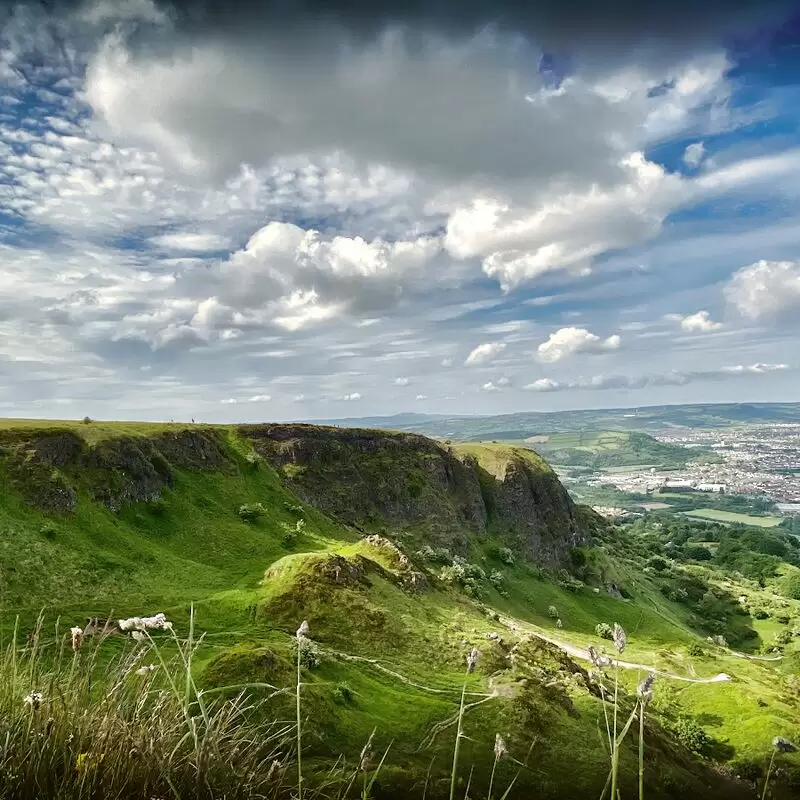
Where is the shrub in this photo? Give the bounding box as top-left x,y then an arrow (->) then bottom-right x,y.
39,521 -> 57,539
595,623 -> 614,640
417,545 -> 454,565
671,716 -> 712,754
547,605 -> 559,619
81,416 -> 92,424
244,451 -> 262,469
647,556 -> 668,572
238,503 -> 266,522
498,547 -> 515,566
774,629 -> 793,646
488,570 -> 507,596
753,608 -> 769,620
779,571 -> 800,600
777,614 -> 791,625
687,643 -> 706,657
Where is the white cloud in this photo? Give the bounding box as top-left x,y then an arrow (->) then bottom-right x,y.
536,327 -> 621,363
415,394 -> 427,400
725,259 -> 800,322
441,357 -> 453,367
220,398 -> 237,404
524,363 -> 789,392
151,232 -> 232,252
679,310 -> 723,332
683,141 -> 705,168
465,342 -> 506,366
481,376 -> 511,392
247,394 -> 271,402
444,152 -> 685,290
342,392 -> 362,401
394,377 -> 411,386
525,377 -> 562,392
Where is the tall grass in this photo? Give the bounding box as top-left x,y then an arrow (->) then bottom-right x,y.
0,612 -> 289,799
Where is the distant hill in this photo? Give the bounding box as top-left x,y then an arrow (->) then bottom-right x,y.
310,401 -> 800,439
525,430 -> 710,469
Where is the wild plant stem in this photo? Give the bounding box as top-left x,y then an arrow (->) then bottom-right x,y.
487,753 -> 499,800
610,666 -> 620,800
638,701 -> 645,800
761,748 -> 777,800
449,681 -> 468,800
296,641 -> 303,800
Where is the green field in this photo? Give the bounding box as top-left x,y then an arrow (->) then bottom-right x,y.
680,508 -> 783,527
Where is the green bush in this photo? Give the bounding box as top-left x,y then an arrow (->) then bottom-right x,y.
780,571 -> 800,600
647,556 -> 667,572
595,623 -> 614,640
39,521 -> 57,539
670,716 -> 712,754
687,643 -> 705,657
238,503 -> 266,522
753,608 -> 769,620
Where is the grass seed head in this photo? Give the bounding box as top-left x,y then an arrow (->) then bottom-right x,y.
612,623 -> 627,655
296,620 -> 310,640
70,626 -> 84,651
466,647 -> 480,673
23,691 -> 43,710
494,733 -> 507,761
637,673 -> 656,705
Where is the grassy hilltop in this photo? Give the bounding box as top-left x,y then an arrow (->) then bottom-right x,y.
0,418 -> 799,799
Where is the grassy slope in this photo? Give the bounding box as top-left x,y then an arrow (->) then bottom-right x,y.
0,420 -> 797,796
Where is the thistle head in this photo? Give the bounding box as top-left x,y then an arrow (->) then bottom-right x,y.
773,736 -> 798,753
494,733 -> 507,761
23,691 -> 43,710
612,623 -> 627,655
637,673 -> 656,705
466,647 -> 480,673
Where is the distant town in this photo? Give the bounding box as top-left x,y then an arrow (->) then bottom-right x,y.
560,423 -> 800,520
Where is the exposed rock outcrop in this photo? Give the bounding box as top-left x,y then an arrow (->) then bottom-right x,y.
240,424 -> 589,567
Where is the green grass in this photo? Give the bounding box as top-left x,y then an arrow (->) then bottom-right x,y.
679,509 -> 783,527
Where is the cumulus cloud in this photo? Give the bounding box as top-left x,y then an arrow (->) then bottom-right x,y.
725,259 -> 800,322
394,377 -> 411,386
683,141 -> 706,168
465,342 -> 506,366
679,310 -> 723,332
246,394 -> 271,402
342,392 -> 362,401
415,394 -> 427,400
536,327 -> 621,363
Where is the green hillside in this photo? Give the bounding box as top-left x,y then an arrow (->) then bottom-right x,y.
524,430 -> 710,469
0,419 -> 798,798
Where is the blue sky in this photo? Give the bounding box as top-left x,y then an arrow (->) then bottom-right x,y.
0,0 -> 799,421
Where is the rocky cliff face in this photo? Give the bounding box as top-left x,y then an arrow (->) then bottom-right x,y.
0,423 -> 589,567
240,424 -> 586,565
0,428 -> 229,513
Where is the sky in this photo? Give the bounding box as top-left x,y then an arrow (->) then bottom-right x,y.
1,0 -> 800,422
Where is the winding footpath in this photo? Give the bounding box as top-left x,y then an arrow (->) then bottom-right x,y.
499,616 -> 733,684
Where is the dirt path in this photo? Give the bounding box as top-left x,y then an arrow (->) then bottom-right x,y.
499,617 -> 732,684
